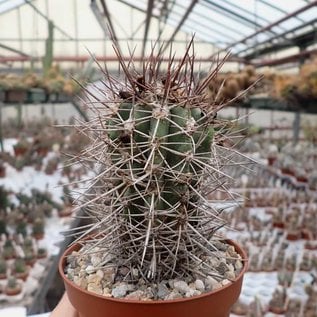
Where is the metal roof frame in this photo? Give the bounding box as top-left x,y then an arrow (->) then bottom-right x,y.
161,0 -> 198,54
202,0 -> 271,32
142,0 -> 154,57
0,0 -> 316,68
212,0 -> 287,33
242,20 -> 317,59
99,0 -> 119,43
221,1 -> 317,53
171,1 -> 237,41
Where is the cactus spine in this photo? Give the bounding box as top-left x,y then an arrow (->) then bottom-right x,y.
75,41 -> 240,283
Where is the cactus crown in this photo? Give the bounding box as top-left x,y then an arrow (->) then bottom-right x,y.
72,40 -> 246,283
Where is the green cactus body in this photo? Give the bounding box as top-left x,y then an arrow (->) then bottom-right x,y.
74,41 -> 243,282
103,94 -> 215,275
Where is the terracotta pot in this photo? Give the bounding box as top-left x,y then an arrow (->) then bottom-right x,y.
296,176 -> 308,183
0,166 -> 5,178
36,147 -> 49,157
267,157 -> 277,166
14,268 -> 29,281
5,89 -> 27,103
5,285 -> 22,296
305,241 -> 317,251
286,231 -> 300,241
269,306 -> 286,314
58,206 -> 73,218
59,240 -> 247,317
26,88 -> 47,103
273,222 -> 285,229
281,168 -> 294,177
13,146 -> 28,157
0,89 -> 5,101
37,250 -> 47,259
26,257 -> 36,267
301,229 -> 313,240
33,233 -> 44,240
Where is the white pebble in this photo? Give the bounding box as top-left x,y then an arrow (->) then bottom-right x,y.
165,290 -> 182,300
173,280 -> 190,294
185,288 -> 198,298
87,273 -> 102,285
224,271 -> 236,280
103,287 -> 112,297
213,282 -> 223,290
85,265 -> 96,274
87,283 -> 102,295
125,290 -> 145,300
185,289 -> 201,298
112,284 -> 129,298
221,279 -> 232,287
194,279 -> 205,291
205,276 -> 219,289
96,269 -> 104,279
235,260 -> 243,270
91,255 -> 102,267
73,276 -> 88,289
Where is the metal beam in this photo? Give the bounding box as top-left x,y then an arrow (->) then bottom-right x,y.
221,0 -> 317,53
237,18 -> 317,57
254,48 -> 317,68
90,0 -> 112,38
258,0 -> 305,23
116,0 -> 210,46
24,0 -> 73,40
0,43 -> 30,57
142,0 -> 155,58
115,0 -> 219,48
172,1 -> 237,41
219,0 -> 280,29
0,54 -> 246,64
99,0 -> 118,43
0,37 -> 224,45
0,53 -> 11,66
0,0 -> 35,16
161,0 -> 198,54
159,0 -> 171,24
198,1 -> 255,37
203,0 -> 264,30
116,0 -> 150,15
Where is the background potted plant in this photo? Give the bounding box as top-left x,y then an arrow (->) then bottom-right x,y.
37,246 -> 47,259
0,75 -> 6,101
59,41 -> 249,317
24,72 -> 47,103
0,257 -> 7,279
0,217 -> 8,236
0,160 -> 6,178
13,257 -> 29,281
3,73 -> 28,103
13,136 -> 30,157
15,219 -> 28,237
5,276 -> 22,296
3,239 -> 16,260
32,217 -> 45,240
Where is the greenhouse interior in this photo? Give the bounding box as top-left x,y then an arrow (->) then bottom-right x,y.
0,0 -> 317,316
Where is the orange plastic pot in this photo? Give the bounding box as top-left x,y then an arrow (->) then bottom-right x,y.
59,240 -> 247,317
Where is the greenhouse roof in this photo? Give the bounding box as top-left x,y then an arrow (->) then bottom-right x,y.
0,0 -> 316,69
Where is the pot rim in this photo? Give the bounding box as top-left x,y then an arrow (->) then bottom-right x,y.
59,238 -> 248,305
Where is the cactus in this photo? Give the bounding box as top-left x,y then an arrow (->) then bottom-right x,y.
7,276 -> 18,288
70,40 -> 249,283
14,258 -> 27,274
0,258 -> 7,275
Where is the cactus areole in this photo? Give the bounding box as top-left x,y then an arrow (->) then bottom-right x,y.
62,39 -> 248,303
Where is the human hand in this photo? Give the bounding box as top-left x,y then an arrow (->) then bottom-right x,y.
50,292 -> 78,317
